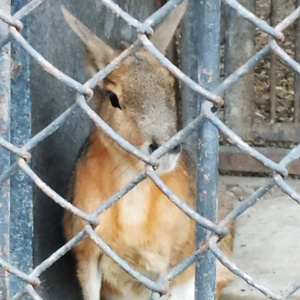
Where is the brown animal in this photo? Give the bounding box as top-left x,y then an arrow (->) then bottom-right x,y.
61,2 -> 233,300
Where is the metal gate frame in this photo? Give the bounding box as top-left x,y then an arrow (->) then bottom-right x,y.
0,0 -> 32,298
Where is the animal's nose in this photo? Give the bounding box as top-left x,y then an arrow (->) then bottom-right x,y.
149,141 -> 160,154
169,144 -> 182,155
149,141 -> 182,155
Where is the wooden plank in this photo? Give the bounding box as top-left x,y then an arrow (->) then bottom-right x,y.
219,145 -> 300,175
253,123 -> 300,142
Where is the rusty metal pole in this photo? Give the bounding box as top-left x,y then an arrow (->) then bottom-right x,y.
196,0 -> 221,299
0,0 -> 11,298
0,1 -> 33,297
182,1 -> 221,297
9,0 -> 33,296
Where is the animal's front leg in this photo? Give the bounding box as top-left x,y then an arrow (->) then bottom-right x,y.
76,251 -> 102,300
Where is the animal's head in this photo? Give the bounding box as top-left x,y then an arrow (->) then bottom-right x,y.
61,2 -> 187,174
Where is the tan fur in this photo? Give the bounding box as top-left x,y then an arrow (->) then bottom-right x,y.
62,3 -> 233,300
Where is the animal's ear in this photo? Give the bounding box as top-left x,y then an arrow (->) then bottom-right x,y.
61,6 -> 115,75
150,0 -> 188,54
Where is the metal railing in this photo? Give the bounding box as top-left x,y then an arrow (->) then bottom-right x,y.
1,0 -> 300,299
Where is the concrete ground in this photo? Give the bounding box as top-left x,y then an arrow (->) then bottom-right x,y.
219,176 -> 300,300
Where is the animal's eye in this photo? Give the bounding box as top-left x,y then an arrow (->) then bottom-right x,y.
107,92 -> 122,110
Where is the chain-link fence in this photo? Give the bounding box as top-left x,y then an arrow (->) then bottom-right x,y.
1,0 -> 300,299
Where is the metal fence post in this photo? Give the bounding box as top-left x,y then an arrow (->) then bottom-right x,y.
0,0 -> 32,298
195,0 -> 221,299
9,0 -> 33,297
0,1 -> 11,298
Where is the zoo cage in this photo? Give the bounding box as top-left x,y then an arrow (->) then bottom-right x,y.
1,0 -> 300,299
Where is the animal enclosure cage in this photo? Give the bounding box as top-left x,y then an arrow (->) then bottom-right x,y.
1,0 -> 300,300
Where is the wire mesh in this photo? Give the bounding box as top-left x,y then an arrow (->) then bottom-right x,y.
1,0 -> 300,299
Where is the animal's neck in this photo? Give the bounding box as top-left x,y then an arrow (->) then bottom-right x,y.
92,129 -> 152,224
110,149 -> 152,226
118,171 -> 151,226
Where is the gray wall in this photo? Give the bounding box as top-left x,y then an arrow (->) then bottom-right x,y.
29,1 -> 158,299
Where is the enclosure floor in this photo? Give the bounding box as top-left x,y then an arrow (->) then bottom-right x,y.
219,176 -> 300,300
